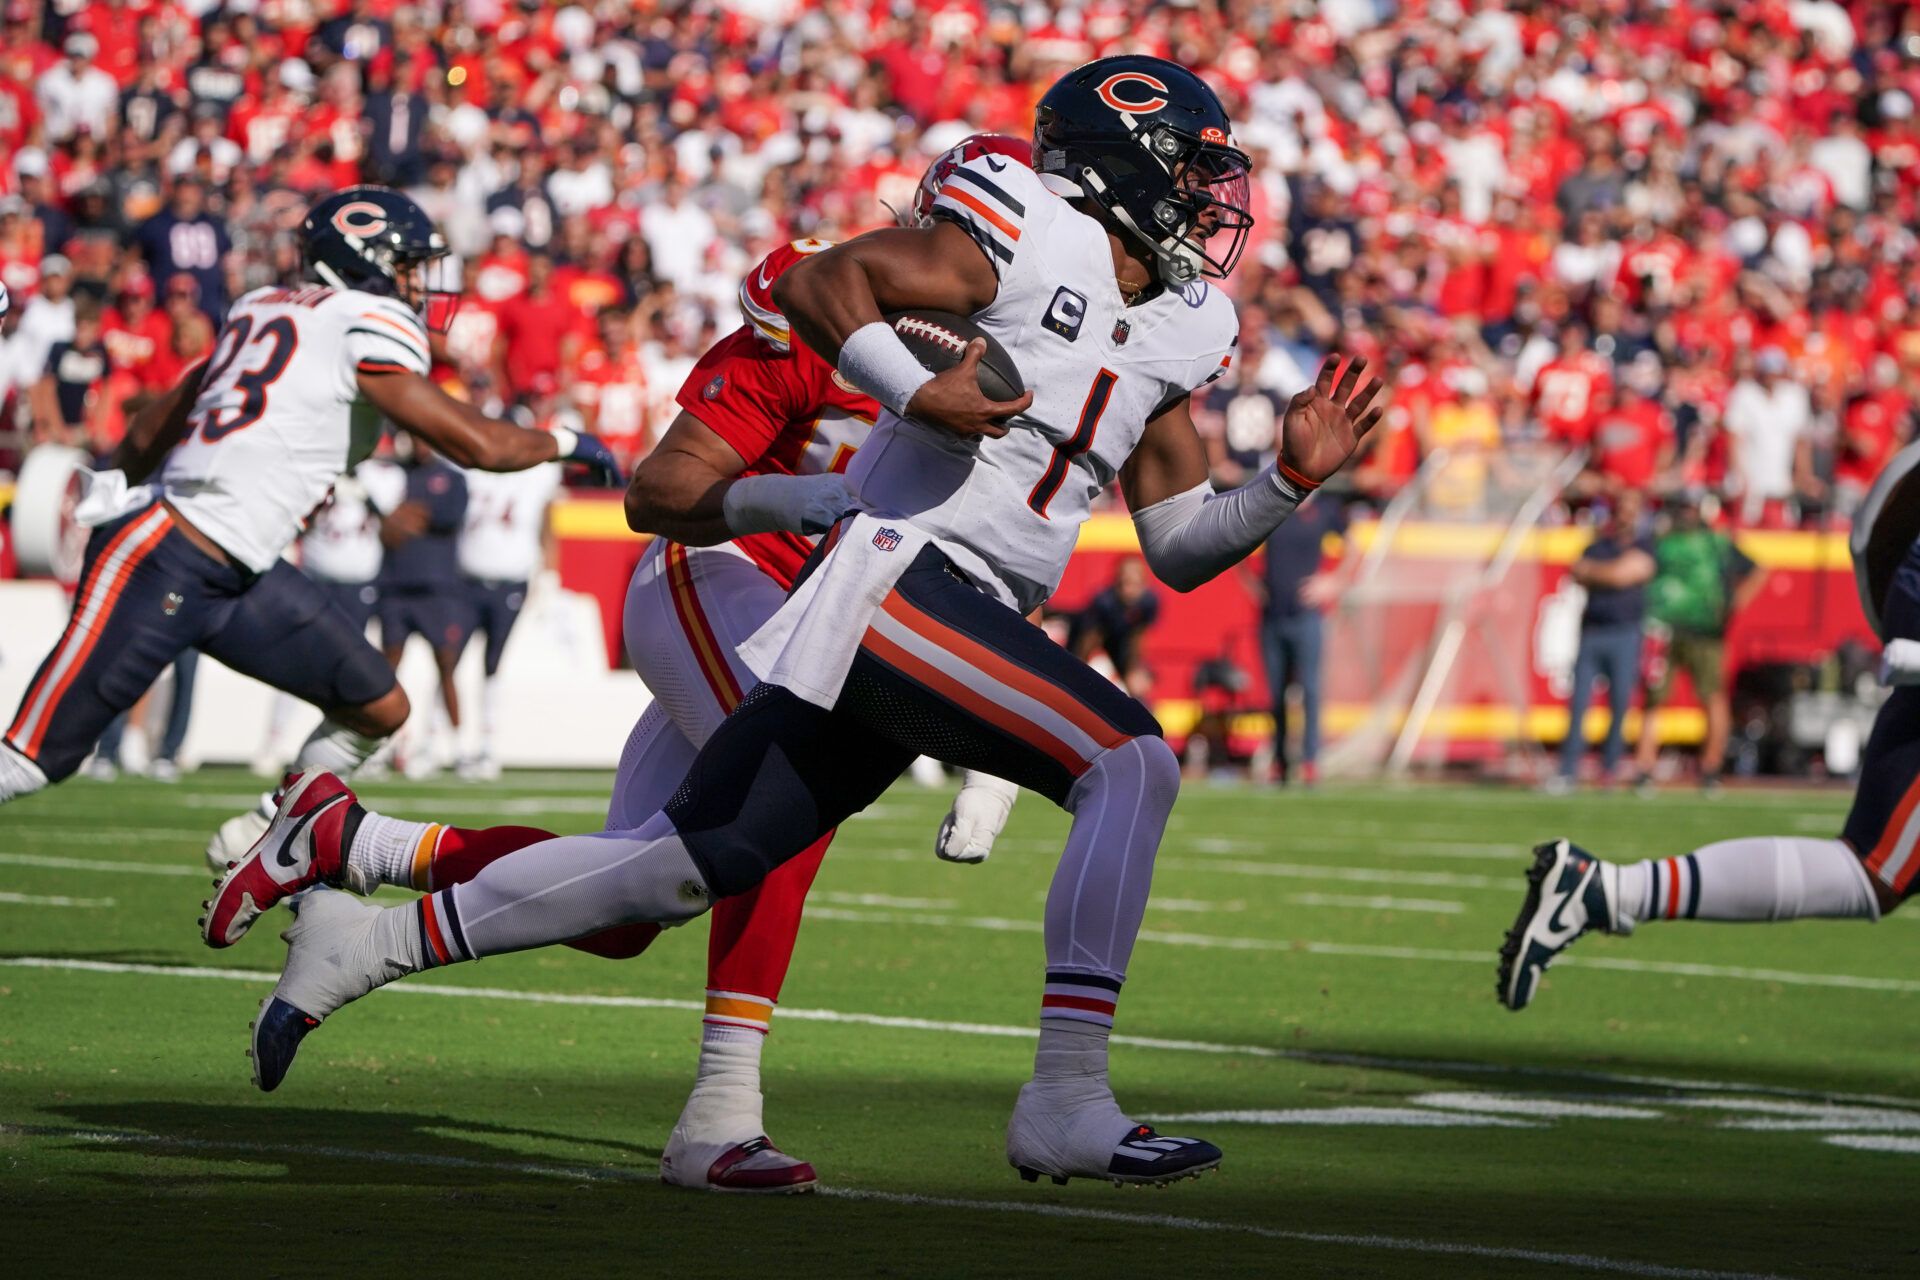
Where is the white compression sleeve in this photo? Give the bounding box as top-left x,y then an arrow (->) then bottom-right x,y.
721,471 -> 855,536
1130,468 -> 1312,592
836,321 -> 935,416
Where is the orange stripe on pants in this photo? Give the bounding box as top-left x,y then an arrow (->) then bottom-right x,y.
859,624 -> 1087,775
1865,774 -> 1920,878
878,593 -> 1129,753
9,511 -> 173,759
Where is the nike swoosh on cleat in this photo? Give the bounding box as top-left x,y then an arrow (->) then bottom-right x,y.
1543,860 -> 1594,936
273,795 -> 345,869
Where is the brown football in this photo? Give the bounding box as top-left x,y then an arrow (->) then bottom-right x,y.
886,309 -> 1027,403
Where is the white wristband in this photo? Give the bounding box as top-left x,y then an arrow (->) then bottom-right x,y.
722,471 -> 855,536
549,426 -> 579,460
838,320 -> 936,417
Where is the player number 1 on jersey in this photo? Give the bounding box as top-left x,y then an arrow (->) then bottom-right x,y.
1026,368 -> 1116,518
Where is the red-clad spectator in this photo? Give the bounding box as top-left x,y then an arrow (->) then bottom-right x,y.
1588,377 -> 1677,497
492,252 -> 583,400
573,307 -> 651,472
1531,324 -> 1613,448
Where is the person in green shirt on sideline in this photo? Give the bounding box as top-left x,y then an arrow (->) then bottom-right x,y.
1633,491 -> 1767,793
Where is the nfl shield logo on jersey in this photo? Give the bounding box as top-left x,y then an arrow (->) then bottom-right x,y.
1111,318 -> 1131,346
703,374 -> 726,400
872,526 -> 903,552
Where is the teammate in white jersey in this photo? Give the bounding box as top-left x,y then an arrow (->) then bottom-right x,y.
243,58 -> 1383,1187
0,187 -> 618,809
454,460 -> 563,779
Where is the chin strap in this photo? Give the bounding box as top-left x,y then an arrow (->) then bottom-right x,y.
1072,166 -> 1202,285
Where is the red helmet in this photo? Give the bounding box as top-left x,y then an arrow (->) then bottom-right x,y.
905,133 -> 1033,227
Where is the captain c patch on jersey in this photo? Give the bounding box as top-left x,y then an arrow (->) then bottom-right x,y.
1043,286 -> 1087,342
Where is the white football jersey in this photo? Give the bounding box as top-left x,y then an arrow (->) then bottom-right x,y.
458,462 -> 561,583
298,463 -> 399,585
845,156 -> 1239,612
158,284 -> 432,572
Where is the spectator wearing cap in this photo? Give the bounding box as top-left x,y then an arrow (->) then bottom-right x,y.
1724,347 -> 1812,527
5,254 -> 75,401
1549,489 -> 1656,793
12,150 -> 75,259
133,179 -> 232,322
35,34 -> 117,143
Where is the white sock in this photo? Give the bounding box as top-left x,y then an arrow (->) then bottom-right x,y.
678,1025 -> 767,1143
0,741 -> 48,803
349,813 -> 438,891
1032,1022 -> 1110,1084
294,719 -> 388,777
481,675 -> 502,758
1616,837 -> 1879,927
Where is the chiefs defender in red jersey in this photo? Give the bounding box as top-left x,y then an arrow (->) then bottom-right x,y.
203,137 -> 1033,1192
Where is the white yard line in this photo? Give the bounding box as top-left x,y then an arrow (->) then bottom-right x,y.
0,891 -> 115,908
1161,857 -> 1514,891
0,1121 -> 1792,1278
1286,892 -> 1466,914
3,954 -> 1916,1113
0,852 -> 206,878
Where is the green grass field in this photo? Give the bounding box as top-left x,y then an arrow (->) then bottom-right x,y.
1,769 -> 1915,1278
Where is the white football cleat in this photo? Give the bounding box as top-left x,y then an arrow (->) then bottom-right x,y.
249,888 -> 391,1092
205,803 -> 271,874
1006,1077 -> 1221,1187
936,771 -> 1020,865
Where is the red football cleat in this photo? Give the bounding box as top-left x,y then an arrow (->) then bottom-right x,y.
201,769 -> 358,949
661,1135 -> 818,1195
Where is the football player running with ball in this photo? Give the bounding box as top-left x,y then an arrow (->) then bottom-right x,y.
0,188 -> 619,811
244,57 -> 1383,1188
1499,443 -> 1920,1011
206,136 -> 1033,1194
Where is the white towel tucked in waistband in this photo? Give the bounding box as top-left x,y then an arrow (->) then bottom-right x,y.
71,467 -> 157,528
739,512 -> 931,709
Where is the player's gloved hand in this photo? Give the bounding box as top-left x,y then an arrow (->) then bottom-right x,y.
935,770 -> 1019,865
723,471 -> 856,536
550,427 -> 624,486
905,339 -> 1033,442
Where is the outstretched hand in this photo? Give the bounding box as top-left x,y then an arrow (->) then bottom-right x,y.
1279,353 -> 1387,488
904,339 -> 1033,441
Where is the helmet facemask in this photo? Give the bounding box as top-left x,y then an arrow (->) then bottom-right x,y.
1067,120 -> 1252,285
396,248 -> 460,334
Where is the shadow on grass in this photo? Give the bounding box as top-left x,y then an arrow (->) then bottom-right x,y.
29,1099 -> 660,1190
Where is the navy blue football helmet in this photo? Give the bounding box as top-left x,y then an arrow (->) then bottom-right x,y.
300,186 -> 457,329
1033,56 -> 1253,284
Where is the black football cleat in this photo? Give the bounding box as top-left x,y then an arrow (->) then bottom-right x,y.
1497,838 -> 1627,1012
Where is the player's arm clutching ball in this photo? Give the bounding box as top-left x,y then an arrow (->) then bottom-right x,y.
773,224 -> 1032,438
357,367 -> 623,484
1122,353 -> 1385,592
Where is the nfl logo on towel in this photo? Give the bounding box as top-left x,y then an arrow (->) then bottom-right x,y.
872,526 -> 903,552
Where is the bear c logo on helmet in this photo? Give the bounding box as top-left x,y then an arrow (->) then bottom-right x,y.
330,201 -> 391,239
1095,71 -> 1171,114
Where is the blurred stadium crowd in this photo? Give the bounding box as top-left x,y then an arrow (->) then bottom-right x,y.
0,0 -> 1916,529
